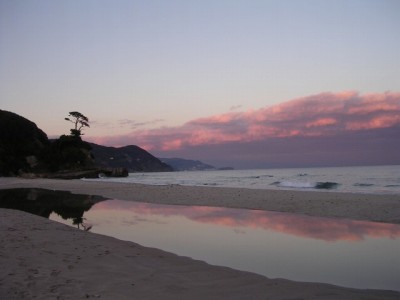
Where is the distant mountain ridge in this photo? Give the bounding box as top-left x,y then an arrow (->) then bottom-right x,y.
90,143 -> 173,172
159,157 -> 215,171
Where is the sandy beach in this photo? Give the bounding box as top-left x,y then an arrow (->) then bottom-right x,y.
1,177 -> 400,299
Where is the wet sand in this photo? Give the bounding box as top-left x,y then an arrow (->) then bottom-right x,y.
1,177 -> 400,299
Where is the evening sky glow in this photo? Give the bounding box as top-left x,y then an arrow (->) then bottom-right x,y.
1,0 -> 399,168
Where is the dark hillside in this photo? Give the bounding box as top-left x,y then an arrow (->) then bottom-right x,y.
89,143 -> 173,172
0,109 -> 172,176
0,110 -> 49,175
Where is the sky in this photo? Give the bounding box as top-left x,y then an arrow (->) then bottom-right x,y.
1,0 -> 400,168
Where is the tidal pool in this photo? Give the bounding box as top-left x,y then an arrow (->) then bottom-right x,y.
51,198 -> 400,292
1,188 -> 399,291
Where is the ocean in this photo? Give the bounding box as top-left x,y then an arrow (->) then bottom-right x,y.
86,164 -> 400,195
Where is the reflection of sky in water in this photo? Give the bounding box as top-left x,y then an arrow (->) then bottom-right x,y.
51,199 -> 400,291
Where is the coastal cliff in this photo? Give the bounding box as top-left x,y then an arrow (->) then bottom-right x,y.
0,110 -> 50,176
0,110 -> 172,177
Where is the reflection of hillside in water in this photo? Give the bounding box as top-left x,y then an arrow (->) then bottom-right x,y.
94,200 -> 400,242
0,188 -> 107,229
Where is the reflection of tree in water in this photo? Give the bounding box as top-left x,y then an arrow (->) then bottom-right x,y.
0,188 -> 106,230
73,216 -> 92,231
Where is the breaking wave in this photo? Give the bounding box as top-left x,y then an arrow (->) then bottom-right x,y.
273,181 -> 339,190
385,184 -> 400,188
315,182 -> 339,189
354,183 -> 374,187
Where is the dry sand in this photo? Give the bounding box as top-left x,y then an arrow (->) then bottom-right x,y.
1,177 -> 400,299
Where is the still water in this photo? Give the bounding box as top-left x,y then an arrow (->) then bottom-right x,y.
1,188 -> 399,291
51,198 -> 400,292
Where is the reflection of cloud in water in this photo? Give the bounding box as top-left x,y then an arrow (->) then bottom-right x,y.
94,200 -> 400,242
233,228 -> 246,235
122,216 -> 167,226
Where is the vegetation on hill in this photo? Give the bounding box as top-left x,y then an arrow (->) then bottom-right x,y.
64,111 -> 90,137
45,135 -> 95,172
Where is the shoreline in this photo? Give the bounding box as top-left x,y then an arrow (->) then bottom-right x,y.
1,177 -> 400,299
1,177 -> 400,224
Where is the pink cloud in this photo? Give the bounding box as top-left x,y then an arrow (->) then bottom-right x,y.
88,91 -> 400,151
306,118 -> 337,128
